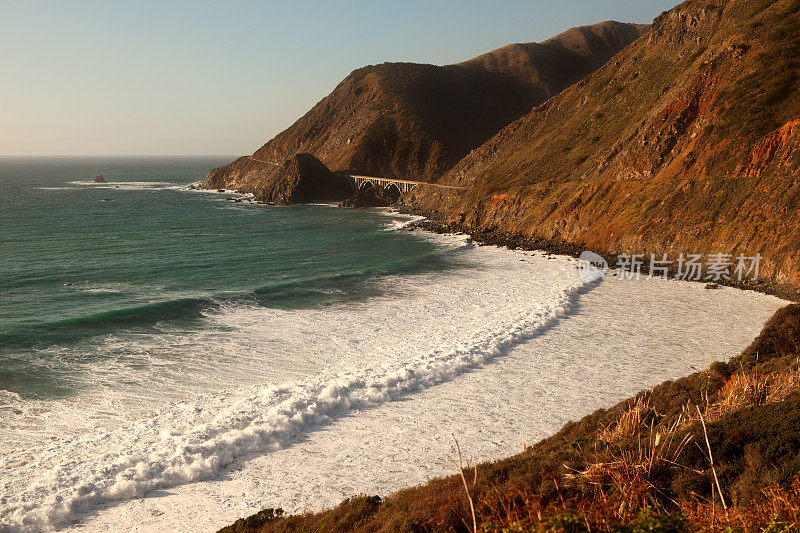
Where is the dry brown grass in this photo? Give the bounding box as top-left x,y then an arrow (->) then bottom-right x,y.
574,397 -> 697,523
681,477 -> 800,532
597,396 -> 655,444
450,435 -> 478,533
707,360 -> 800,423
568,359 -> 800,530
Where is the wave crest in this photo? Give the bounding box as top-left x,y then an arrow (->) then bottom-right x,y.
0,275 -> 588,531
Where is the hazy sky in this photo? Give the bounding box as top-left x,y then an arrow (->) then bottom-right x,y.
1,1 -> 679,156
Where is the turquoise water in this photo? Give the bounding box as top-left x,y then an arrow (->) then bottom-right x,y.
0,157 -> 453,400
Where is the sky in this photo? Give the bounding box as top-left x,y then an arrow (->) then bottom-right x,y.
0,1 -> 680,156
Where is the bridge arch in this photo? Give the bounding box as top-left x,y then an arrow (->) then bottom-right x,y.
348,174 -> 462,196
357,179 -> 375,192
385,182 -> 402,201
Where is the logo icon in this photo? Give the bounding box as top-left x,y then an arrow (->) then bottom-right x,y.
578,251 -> 608,283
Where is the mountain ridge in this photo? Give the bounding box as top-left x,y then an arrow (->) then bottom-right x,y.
202,21 -> 647,200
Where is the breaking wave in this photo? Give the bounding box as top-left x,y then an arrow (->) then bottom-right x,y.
0,267 -> 590,531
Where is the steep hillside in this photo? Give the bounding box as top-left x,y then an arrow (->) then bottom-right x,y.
408,0 -> 800,286
458,21 -> 647,89
202,21 -> 646,195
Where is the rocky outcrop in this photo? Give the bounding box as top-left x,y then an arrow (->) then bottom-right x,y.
93,174 -> 106,183
407,0 -> 800,287
205,154 -> 351,204
204,21 -> 646,192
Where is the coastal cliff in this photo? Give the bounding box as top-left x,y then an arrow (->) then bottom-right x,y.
201,21 -> 646,193
204,153 -> 351,204
406,0 -> 800,285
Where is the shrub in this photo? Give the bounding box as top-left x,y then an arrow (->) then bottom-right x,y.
613,507 -> 690,533
218,508 -> 284,533
543,508 -> 589,533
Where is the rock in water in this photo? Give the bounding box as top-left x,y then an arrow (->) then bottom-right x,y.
93,174 -> 106,183
276,154 -> 352,204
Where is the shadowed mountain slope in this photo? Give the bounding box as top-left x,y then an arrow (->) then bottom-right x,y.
202,21 -> 646,198
458,21 -> 647,90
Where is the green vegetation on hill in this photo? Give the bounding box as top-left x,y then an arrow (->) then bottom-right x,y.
715,0 -> 800,138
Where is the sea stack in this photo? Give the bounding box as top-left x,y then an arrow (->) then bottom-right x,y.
94,174 -> 106,183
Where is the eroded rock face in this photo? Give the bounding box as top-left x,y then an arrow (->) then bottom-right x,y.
274,154 -> 352,204
203,154 -> 352,205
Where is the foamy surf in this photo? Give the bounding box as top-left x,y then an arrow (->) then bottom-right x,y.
0,239 -> 591,532
383,212 -> 426,231
37,182 -> 178,192
98,268 -> 783,533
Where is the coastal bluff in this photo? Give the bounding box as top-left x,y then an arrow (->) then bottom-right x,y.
408,0 -> 800,287
203,153 -> 352,205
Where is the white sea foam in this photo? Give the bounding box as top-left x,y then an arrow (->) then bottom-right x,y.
0,240 -> 589,531
68,181 -> 176,190
102,271 -> 783,532
383,212 -> 426,231
186,186 -> 253,197
36,182 -> 178,192
37,181 -> 252,194
0,233 -> 787,532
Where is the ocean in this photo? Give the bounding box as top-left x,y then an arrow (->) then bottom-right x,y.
0,157 -> 458,403
0,158 -> 788,531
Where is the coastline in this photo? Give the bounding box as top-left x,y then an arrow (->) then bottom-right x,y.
1,220 -> 587,531
219,299 -> 800,532
401,207 -> 800,303
208,210 -> 800,532
60,216 -> 788,533
6,182 -> 791,531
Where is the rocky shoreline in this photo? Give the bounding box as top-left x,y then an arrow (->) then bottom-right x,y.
400,208 -> 800,303
189,182 -> 800,302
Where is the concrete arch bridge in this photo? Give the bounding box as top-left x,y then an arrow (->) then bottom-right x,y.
348,174 -> 466,195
